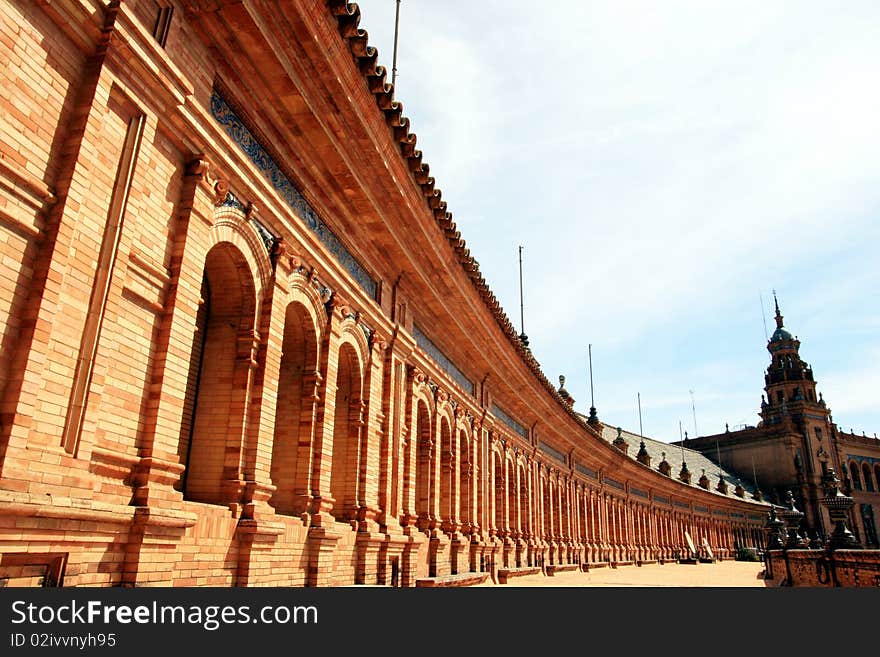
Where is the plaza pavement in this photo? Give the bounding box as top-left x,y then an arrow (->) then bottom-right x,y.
479,560 -> 768,587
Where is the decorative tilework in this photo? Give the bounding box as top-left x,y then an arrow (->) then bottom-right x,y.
631,487 -> 648,499
221,191 -> 246,212
251,216 -> 278,254
694,505 -> 709,514
576,463 -> 597,479
538,440 -> 566,464
674,501 -> 691,509
210,91 -> 377,297
749,514 -> 764,522
412,325 -> 474,395
713,509 -> 727,517
731,512 -> 745,519
491,403 -> 528,439
847,454 -> 880,465
654,495 -> 670,505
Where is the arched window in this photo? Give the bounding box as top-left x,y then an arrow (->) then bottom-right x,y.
179,243 -> 256,505
329,342 -> 363,521
458,429 -> 471,531
849,461 -> 863,491
415,399 -> 432,529
269,302 -> 319,515
863,462 -> 875,492
438,416 -> 454,528
494,450 -> 506,533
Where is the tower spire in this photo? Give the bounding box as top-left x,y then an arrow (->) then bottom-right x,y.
773,289 -> 783,329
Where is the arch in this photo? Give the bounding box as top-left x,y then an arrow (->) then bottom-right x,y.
211,205 -> 273,295
458,427 -> 471,530
415,397 -> 433,529
875,465 -> 880,494
329,341 -> 365,521
862,462 -> 875,492
849,461 -> 863,491
507,454 -> 518,535
269,298 -> 322,515
518,463 -> 530,534
493,450 -> 506,533
179,241 -> 258,504
438,414 -> 455,527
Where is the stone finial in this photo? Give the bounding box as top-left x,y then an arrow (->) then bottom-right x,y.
698,469 -> 710,489
820,468 -> 860,550
557,375 -> 574,406
612,427 -> 627,454
636,440 -> 651,467
679,461 -> 691,484
779,491 -> 807,548
716,472 -> 728,494
765,507 -> 785,549
658,452 -> 671,477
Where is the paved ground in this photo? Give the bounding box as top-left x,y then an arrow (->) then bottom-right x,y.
479,560 -> 768,587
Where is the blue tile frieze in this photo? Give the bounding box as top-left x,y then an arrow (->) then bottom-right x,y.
210,90 -> 377,298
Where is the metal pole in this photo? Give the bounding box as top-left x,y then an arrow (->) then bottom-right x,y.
588,344 -> 595,409
391,0 -> 402,93
638,392 -> 643,437
518,245 -> 525,337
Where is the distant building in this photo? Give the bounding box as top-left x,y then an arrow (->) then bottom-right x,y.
675,297 -> 880,546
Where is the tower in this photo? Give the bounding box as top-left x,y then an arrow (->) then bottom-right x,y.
758,293 -> 833,531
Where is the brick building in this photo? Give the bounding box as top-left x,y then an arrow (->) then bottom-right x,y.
0,0 -> 768,587
677,297 -> 880,548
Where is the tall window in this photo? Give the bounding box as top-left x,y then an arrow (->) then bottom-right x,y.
849,462 -> 863,491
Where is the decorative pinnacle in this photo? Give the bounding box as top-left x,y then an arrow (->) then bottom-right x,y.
773,289 -> 784,329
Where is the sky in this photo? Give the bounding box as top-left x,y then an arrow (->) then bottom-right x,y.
353,0 -> 880,443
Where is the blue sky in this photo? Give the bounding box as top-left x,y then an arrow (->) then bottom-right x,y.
353,0 -> 880,443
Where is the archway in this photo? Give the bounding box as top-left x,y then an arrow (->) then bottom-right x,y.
329,342 -> 363,521
180,242 -> 256,505
269,301 -> 319,515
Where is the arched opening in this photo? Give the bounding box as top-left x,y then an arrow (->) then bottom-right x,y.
518,465 -> 529,535
415,399 -> 432,529
269,301 -> 318,515
180,243 -> 256,504
507,460 -> 518,536
458,429 -> 470,531
875,465 -> 880,493
862,462 -> 875,492
542,476 -> 552,540
329,342 -> 362,521
850,461 -> 863,491
439,416 -> 454,528
493,450 -> 505,533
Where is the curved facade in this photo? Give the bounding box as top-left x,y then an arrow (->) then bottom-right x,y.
0,0 -> 767,587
